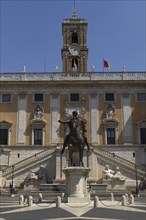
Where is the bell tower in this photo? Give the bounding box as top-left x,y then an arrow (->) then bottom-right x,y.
61,8 -> 88,73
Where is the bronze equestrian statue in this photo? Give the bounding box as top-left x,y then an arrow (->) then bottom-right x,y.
58,111 -> 90,166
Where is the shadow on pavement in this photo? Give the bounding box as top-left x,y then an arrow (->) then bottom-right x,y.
82,207 -> 146,220
1,207 -> 75,220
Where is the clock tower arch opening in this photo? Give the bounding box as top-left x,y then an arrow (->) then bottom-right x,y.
72,32 -> 78,44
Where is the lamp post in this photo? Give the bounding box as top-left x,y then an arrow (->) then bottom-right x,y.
11,165 -> 15,195
135,164 -> 139,195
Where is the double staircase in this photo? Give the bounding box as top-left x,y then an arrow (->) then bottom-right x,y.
2,144 -> 145,181
2,144 -> 57,180
93,145 -> 145,178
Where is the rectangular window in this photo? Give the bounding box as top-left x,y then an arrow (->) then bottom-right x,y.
137,93 -> 146,101
70,93 -> 79,102
107,128 -> 115,144
34,94 -> 43,102
0,129 -> 8,145
34,129 -> 43,145
2,94 -> 11,103
105,93 -> 114,101
140,128 -> 146,144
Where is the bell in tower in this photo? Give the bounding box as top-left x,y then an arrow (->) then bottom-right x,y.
61,8 -> 88,74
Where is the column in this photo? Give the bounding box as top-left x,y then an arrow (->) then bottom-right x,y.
17,93 -> 27,144
90,93 -> 99,144
50,93 -> 60,144
121,92 -> 132,144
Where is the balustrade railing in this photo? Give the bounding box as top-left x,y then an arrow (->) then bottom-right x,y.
2,144 -> 145,178
93,146 -> 145,177
0,72 -> 145,81
2,145 -> 57,177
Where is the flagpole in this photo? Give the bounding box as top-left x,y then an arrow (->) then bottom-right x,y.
103,58 -> 104,72
44,57 -> 46,73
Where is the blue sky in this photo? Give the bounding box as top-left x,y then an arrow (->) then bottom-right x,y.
1,0 -> 146,72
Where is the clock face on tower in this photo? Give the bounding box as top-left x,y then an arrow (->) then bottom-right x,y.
69,43 -> 80,56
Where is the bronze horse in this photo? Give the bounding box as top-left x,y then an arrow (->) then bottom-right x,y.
58,111 -> 90,166
67,128 -> 86,166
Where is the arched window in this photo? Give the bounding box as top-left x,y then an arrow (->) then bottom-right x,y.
72,32 -> 78,44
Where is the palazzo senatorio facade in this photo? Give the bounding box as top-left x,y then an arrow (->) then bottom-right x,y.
0,10 -> 146,186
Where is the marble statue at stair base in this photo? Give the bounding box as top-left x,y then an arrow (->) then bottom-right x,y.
23,166 -> 47,190
102,165 -> 125,181
102,165 -> 126,191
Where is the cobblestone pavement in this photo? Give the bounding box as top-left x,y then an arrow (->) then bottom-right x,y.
0,192 -> 146,220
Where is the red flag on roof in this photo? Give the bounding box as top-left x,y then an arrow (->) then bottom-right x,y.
103,59 -> 110,69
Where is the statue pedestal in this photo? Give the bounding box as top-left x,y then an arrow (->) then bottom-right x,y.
62,167 -> 90,203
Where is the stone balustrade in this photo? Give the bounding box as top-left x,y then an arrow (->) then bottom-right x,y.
2,144 -> 57,177
0,72 -> 146,81
2,144 -> 145,181
93,146 -> 145,177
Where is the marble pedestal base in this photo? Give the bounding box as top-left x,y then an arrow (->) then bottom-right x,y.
62,167 -> 90,203
102,179 -> 126,191
23,179 -> 46,190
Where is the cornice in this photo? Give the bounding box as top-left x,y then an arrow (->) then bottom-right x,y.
1,79 -> 146,86
0,87 -> 145,95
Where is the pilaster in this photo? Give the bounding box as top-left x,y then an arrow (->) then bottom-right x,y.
55,145 -> 62,180
121,92 -> 133,144
16,93 -> 27,144
90,93 -> 99,144
50,92 -> 60,144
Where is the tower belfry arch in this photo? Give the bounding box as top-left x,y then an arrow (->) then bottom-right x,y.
61,7 -> 88,74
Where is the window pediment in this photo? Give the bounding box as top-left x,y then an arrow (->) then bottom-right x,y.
103,118 -> 119,126
30,119 -> 46,128
137,120 -> 146,127
0,120 -> 12,129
